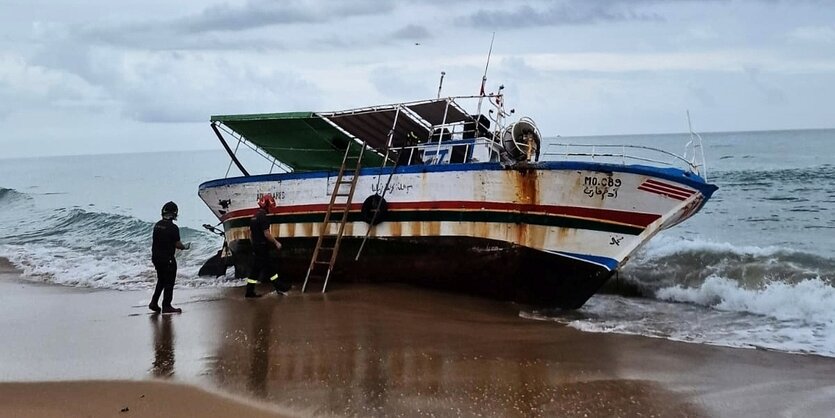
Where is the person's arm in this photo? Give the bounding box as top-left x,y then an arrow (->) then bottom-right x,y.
173,225 -> 189,250
263,228 -> 281,251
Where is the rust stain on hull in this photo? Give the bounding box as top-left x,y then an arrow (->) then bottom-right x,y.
516,167 -> 540,206
514,167 -> 540,246
526,224 -> 547,249
473,222 -> 490,243
428,221 -> 441,237
389,219 -> 402,237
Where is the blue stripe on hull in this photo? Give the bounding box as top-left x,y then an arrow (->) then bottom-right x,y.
547,250 -> 619,271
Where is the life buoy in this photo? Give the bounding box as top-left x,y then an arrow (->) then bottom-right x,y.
361,194 -> 388,225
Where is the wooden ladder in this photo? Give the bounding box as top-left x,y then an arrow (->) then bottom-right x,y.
302,143 -> 364,293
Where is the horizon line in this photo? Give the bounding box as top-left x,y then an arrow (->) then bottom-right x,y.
2,126 -> 833,161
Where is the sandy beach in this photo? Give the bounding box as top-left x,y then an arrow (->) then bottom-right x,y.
2,259 -> 835,418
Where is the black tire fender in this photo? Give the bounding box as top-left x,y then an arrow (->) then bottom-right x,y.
361,194 -> 388,225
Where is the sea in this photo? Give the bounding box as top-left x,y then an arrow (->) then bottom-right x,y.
1,129 -> 833,357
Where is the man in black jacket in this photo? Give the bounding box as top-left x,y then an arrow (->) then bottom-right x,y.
245,194 -> 289,298
149,201 -> 189,313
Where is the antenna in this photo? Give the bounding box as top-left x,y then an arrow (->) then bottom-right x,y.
479,32 -> 496,97
437,71 -> 446,99
476,32 -> 496,118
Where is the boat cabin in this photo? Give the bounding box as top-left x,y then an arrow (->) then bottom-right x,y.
210,95 -> 541,174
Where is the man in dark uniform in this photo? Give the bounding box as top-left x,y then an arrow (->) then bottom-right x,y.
245,194 -> 289,298
149,201 -> 189,313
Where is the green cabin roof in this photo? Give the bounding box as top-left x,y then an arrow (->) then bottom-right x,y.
211,112 -> 385,172
210,99 -> 472,172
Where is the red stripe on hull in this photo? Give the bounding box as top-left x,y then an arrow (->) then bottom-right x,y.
637,184 -> 688,200
644,179 -> 694,196
219,201 -> 661,227
641,184 -> 691,198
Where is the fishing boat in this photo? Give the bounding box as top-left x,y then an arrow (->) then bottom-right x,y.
198,87 -> 716,309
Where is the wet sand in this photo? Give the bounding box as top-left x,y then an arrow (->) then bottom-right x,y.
0,381 -> 289,418
2,259 -> 835,417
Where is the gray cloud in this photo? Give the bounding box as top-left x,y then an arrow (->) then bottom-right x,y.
391,24 -> 431,41
0,51 -> 107,120
48,0 -> 398,53
179,0 -> 396,34
182,2 -> 320,33
72,24 -> 288,52
461,0 -> 813,31
464,1 -> 664,28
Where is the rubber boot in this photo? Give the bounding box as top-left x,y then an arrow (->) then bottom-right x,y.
269,273 -> 289,295
272,281 -> 289,295
245,283 -> 261,298
162,306 -> 182,314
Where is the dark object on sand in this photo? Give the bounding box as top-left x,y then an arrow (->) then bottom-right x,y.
198,223 -> 233,277
198,250 -> 228,277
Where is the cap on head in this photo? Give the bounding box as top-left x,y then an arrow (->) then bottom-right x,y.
257,194 -> 276,210
161,201 -> 178,220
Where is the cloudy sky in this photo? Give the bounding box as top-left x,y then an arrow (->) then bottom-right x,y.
1,0 -> 834,158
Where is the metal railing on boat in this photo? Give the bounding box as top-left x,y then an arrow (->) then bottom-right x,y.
541,142 -> 707,178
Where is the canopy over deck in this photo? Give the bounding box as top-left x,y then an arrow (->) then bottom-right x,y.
211,99 -> 476,172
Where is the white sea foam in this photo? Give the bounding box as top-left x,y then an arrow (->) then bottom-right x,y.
657,275 -> 835,326
0,188 -> 241,290
0,243 -> 156,289
522,278 -> 835,358
0,229 -> 234,290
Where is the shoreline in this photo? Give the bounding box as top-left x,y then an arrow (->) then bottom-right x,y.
2,260 -> 835,417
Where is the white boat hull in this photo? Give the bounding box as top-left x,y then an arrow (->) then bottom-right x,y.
199,161 -> 715,307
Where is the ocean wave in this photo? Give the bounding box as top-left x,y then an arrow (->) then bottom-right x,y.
577,236 -> 835,357
0,242 -> 239,290
620,235 -> 835,292
0,187 -> 30,203
657,276 -> 835,326
0,242 -> 157,289
2,207 -> 155,246
0,203 -> 229,290
0,188 -> 38,240
0,187 -> 34,211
